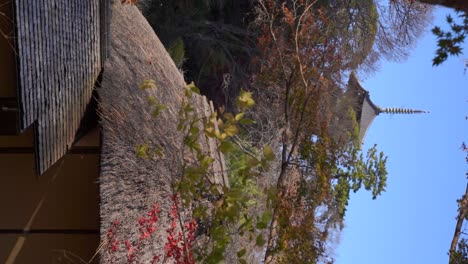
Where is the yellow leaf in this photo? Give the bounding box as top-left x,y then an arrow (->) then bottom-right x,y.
140,79 -> 157,90
210,114 -> 216,124
205,127 -> 214,136
237,90 -> 255,109
248,157 -> 260,167
224,113 -> 234,121
217,118 -> 224,128
224,124 -> 239,137
215,130 -> 221,139
216,133 -> 227,140
235,113 -> 244,121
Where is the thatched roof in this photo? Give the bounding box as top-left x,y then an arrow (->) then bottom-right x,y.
98,3 -> 226,262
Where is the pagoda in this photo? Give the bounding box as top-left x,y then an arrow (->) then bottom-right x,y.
344,72 -> 428,144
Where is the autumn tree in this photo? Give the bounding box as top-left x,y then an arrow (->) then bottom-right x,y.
418,0 -> 468,13
248,1 -> 389,262
127,0 -> 449,263
339,0 -> 432,72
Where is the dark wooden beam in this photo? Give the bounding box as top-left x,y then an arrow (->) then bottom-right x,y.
0,97 -> 19,135
0,229 -> 99,235
0,146 -> 100,154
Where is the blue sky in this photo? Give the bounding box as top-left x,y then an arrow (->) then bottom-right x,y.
335,6 -> 468,264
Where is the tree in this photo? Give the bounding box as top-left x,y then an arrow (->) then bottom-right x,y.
449,143 -> 468,264
318,0 -> 432,73
356,0 -> 432,72
450,239 -> 468,264
405,0 -> 468,66
418,0 -> 468,13
328,0 -> 379,71
128,0 -> 458,262
432,11 -> 468,66
250,1 -> 389,262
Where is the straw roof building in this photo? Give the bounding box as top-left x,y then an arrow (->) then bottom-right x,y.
1,1 -> 226,263
0,1 -> 426,263
98,3 -> 227,262
1,0 -> 109,262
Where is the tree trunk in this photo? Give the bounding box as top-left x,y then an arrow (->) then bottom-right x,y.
449,183 -> 468,258
264,208 -> 280,264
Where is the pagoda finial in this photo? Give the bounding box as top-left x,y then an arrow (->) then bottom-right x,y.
380,107 -> 429,114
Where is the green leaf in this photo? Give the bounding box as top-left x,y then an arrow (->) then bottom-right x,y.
219,141 -> 234,153
152,105 -> 166,117
266,187 -> 278,206
239,217 -> 253,232
256,234 -> 265,247
185,81 -> 200,94
256,211 -> 272,229
201,156 -> 214,168
256,220 -> 267,229
263,145 -> 275,161
247,157 -> 260,167
239,118 -> 256,125
236,246 -> 247,257
261,211 -> 272,224
147,95 -> 157,105
193,205 -> 207,218
190,125 -> 200,135
135,144 -> 148,158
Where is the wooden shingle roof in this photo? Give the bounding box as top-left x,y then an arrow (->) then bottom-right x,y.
347,72 -> 428,144
13,0 -> 109,174
346,72 -> 381,143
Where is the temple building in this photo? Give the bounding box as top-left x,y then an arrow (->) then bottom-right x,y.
0,1 -> 428,263
345,72 -> 428,144
0,2 -> 225,263
0,0 -> 109,262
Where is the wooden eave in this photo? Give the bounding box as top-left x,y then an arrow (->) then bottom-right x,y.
10,0 -> 109,175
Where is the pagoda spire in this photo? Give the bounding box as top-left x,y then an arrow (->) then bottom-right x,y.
380,107 -> 429,114
345,72 -> 429,144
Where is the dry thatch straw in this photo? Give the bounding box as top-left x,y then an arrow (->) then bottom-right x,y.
98,3 -> 226,262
